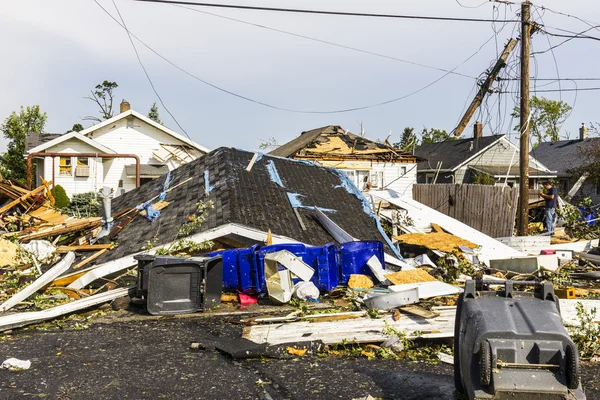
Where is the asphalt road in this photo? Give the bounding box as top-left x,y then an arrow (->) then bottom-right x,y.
0,311 -> 598,400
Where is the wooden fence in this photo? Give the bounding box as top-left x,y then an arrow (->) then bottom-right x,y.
412,184 -> 519,238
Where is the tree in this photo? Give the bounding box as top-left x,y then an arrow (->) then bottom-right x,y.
1,105 -> 47,185
68,123 -> 84,133
84,80 -> 119,123
147,102 -> 162,124
512,96 -> 572,145
258,137 -> 279,151
420,127 -> 456,144
393,127 -> 417,152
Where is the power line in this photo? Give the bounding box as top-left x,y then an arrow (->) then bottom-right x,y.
175,4 -> 477,80
95,0 -> 497,114
103,0 -> 192,138
500,87 -> 600,94
132,0 -> 516,23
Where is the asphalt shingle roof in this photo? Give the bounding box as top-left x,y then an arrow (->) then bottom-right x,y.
414,135 -> 504,171
98,147 -> 392,264
25,133 -> 62,152
532,138 -> 600,177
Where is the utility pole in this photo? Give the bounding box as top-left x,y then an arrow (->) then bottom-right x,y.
453,38 -> 517,137
517,1 -> 531,236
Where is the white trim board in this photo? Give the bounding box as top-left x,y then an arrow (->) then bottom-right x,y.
28,131 -> 117,154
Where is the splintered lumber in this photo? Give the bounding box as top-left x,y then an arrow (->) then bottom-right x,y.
57,244 -> 113,253
17,218 -> 102,241
394,232 -> 478,253
139,200 -> 170,217
0,287 -> 135,332
0,184 -> 47,214
0,239 -> 20,268
243,307 -> 457,345
385,269 -> 437,285
400,305 -> 440,319
72,249 -> 108,270
0,252 -> 75,312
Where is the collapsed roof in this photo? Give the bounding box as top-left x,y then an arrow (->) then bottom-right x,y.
98,147 -> 396,264
270,125 -> 416,162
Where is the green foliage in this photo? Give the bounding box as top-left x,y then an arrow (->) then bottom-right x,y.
472,170 -> 496,185
154,238 -> 214,257
559,201 -> 600,239
68,123 -> 84,133
420,127 -> 457,144
568,302 -> 600,360
433,252 -> 478,283
1,105 -> 47,185
393,127 -> 417,152
178,200 -> 214,237
147,102 -> 162,124
84,81 -> 119,123
258,137 -> 279,151
61,192 -> 101,217
512,96 -> 572,145
53,185 -> 70,209
571,142 -> 600,191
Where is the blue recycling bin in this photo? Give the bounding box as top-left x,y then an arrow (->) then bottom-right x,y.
339,241 -> 385,284
208,244 -> 262,294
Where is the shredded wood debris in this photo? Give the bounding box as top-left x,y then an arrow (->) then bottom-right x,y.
394,232 -> 477,253
385,269 -> 437,285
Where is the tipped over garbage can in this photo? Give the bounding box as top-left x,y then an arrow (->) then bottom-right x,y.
454,279 -> 586,400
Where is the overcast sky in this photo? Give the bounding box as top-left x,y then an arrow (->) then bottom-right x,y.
1,0 -> 599,153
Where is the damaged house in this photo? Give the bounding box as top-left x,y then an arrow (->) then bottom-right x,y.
69,147 -> 402,290
25,101 -> 209,198
270,125 -> 418,197
415,132 -> 555,187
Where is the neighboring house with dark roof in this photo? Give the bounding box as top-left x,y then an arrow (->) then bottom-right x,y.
414,132 -> 556,187
88,147 -> 401,269
270,125 -> 418,197
533,125 -> 600,202
25,101 -> 209,198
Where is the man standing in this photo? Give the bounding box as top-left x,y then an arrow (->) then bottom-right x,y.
539,181 -> 559,233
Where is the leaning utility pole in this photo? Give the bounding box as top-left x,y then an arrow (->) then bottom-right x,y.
453,38 -> 518,137
517,1 -> 531,236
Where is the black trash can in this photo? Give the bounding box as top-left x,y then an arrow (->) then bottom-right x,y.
134,254 -> 223,316
454,279 -> 585,400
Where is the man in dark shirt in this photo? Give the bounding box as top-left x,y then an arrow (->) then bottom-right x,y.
539,181 -> 559,233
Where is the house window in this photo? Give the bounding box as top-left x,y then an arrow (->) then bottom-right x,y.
77,157 -> 88,167
118,180 -> 123,188
59,157 -> 72,175
401,166 -> 407,175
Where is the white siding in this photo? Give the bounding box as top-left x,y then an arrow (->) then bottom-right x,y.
38,116 -> 204,198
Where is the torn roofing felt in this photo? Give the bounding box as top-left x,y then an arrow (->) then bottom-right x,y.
97,147 -> 396,263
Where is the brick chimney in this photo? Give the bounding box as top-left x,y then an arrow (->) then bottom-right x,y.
473,121 -> 483,138
580,123 -> 589,140
120,100 -> 131,113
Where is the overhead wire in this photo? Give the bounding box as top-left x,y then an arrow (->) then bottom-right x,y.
104,0 -> 192,138
96,0 -> 500,114
131,0 -> 516,23
174,4 -> 477,80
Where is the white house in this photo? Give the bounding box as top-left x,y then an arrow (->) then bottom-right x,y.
269,125 -> 418,197
26,101 -> 209,198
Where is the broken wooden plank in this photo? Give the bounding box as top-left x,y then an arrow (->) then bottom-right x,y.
17,218 -> 102,241
0,287 -> 134,332
0,184 -> 48,214
139,200 -> 170,217
72,249 -> 109,270
243,307 -> 456,345
400,305 -> 440,319
57,244 -> 113,253
0,252 -> 75,312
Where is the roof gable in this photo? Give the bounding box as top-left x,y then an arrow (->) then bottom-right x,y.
27,131 -> 116,154
99,147 -> 395,264
78,110 -> 209,153
415,135 -> 504,171
270,125 -> 415,161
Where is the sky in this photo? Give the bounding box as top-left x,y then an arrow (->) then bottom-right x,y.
1,0 -> 600,153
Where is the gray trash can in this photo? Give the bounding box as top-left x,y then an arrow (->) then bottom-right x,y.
454,279 -> 586,400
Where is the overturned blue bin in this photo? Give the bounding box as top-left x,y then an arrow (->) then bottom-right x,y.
339,241 -> 385,284
208,245 -> 262,294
